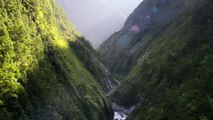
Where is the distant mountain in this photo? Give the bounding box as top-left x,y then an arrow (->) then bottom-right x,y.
57,0 -> 142,48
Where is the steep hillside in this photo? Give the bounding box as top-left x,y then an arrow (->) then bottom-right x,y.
99,0 -> 213,119
99,0 -> 203,76
0,0 -> 112,120
69,38 -> 119,94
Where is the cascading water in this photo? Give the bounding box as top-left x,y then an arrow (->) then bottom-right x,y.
112,103 -> 135,120
99,63 -> 135,120
100,63 -> 117,93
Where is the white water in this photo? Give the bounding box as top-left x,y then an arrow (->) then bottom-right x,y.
112,102 -> 135,120
100,62 -> 119,94
114,112 -> 128,120
99,62 -> 135,120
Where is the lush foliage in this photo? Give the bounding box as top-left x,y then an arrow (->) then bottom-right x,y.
69,38 -> 105,85
128,3 -> 213,119
100,0 -> 213,119
0,0 -> 111,119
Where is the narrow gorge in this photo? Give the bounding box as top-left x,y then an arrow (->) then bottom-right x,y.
0,0 -> 213,120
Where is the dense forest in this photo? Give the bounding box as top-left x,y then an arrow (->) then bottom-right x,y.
0,0 -> 213,120
100,0 -> 213,119
0,0 -> 112,119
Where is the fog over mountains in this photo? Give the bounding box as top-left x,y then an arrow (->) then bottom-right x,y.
57,0 -> 143,48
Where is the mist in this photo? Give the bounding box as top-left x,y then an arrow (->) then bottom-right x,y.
57,0 -> 143,48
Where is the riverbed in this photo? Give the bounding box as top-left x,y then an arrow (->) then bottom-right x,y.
99,62 -> 134,120
112,102 -> 135,120
114,111 -> 128,120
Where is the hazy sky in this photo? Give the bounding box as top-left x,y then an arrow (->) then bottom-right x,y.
57,0 -> 143,48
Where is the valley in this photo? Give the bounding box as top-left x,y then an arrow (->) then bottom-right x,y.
0,0 -> 213,120
99,64 -> 130,120
100,65 -> 133,120
99,0 -> 213,119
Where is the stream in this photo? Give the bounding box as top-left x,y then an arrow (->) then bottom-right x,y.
112,102 -> 135,120
99,62 -> 135,120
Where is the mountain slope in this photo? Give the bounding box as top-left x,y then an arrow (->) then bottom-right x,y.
99,0 -> 203,76
99,0 -> 213,119
0,0 -> 112,119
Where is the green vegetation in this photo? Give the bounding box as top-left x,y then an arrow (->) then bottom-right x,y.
69,38 -> 105,85
126,3 -> 213,119
0,0 -> 112,119
100,0 -> 213,119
